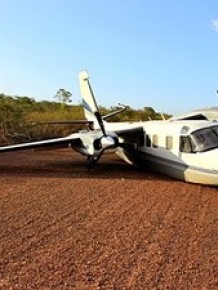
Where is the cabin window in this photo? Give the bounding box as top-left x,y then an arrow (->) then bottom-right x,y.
152,135 -> 158,148
146,135 -> 151,147
212,125 -> 218,135
166,136 -> 173,150
180,136 -> 193,153
191,126 -> 218,152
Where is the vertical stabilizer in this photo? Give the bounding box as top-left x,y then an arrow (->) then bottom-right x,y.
79,71 -> 99,124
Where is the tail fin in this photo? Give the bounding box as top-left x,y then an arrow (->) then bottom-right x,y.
79,71 -> 99,124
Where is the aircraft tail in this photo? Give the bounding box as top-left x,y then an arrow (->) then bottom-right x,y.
79,71 -> 100,125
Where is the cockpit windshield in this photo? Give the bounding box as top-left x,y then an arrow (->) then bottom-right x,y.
191,126 -> 218,152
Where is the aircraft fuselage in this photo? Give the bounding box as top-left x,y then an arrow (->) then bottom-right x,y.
107,119 -> 218,186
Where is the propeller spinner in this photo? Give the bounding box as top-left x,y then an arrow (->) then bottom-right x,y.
86,109 -> 119,168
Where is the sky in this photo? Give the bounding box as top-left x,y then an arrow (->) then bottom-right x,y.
0,0 -> 218,115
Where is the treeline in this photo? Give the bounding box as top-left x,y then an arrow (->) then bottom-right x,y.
0,93 -> 171,145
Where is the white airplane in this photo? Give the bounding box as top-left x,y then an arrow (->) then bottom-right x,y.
1,71 -> 218,186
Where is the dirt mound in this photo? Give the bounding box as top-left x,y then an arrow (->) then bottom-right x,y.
0,149 -> 217,289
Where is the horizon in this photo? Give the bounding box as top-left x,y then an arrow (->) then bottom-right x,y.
1,1 -> 218,115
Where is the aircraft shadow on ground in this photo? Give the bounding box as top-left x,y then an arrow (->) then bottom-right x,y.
0,157 -> 176,183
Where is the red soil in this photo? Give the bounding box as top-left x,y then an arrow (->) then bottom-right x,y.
0,149 -> 217,289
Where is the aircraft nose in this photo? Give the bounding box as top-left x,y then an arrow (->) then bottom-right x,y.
203,151 -> 218,171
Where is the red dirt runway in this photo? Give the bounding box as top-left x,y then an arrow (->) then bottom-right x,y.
0,149 -> 217,289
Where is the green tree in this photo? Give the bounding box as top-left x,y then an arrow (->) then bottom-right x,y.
54,88 -> 72,110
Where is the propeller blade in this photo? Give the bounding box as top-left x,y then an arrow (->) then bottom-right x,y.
94,111 -> 107,136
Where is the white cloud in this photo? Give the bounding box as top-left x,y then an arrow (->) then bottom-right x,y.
212,19 -> 218,32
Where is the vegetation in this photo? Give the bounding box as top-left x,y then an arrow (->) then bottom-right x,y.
0,93 -> 171,145
54,88 -> 72,110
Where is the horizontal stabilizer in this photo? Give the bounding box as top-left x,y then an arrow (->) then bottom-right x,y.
103,104 -> 128,120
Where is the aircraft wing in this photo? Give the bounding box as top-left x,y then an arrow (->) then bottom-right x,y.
114,126 -> 144,136
114,126 -> 145,146
0,133 -> 83,153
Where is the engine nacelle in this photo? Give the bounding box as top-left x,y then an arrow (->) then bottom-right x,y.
72,130 -> 119,157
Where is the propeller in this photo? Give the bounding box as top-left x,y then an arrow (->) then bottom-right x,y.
86,108 -> 119,168
94,111 -> 107,137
